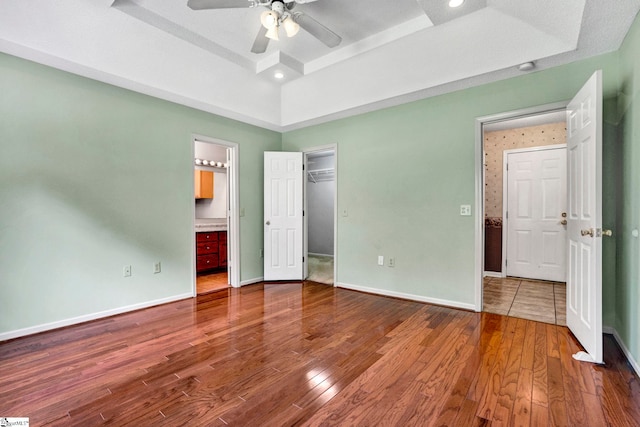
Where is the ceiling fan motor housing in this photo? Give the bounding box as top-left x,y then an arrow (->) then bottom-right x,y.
271,0 -> 285,14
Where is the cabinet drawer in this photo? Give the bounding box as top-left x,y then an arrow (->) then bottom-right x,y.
197,242 -> 218,255
196,232 -> 219,243
197,254 -> 219,271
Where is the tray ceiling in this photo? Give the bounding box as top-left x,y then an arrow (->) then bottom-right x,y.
0,0 -> 638,131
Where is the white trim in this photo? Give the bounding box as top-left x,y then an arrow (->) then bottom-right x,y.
336,282 -> 476,311
192,135 -> 241,289
240,277 -> 264,286
603,326 -> 640,378
501,144 -> 567,277
475,102 -> 569,312
483,271 -> 503,278
302,144 -> 338,287
0,293 -> 192,342
309,252 -> 334,258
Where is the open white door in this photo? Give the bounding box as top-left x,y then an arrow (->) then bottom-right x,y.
566,70 -> 603,364
264,152 -> 303,281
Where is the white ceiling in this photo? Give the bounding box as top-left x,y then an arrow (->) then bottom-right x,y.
0,0 -> 638,131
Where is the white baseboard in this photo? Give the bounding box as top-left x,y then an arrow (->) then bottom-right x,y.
335,282 -> 476,311
604,326 -> 640,378
483,271 -> 503,278
240,277 -> 263,286
0,293 -> 193,342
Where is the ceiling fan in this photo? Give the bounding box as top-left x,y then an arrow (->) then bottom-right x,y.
187,0 -> 342,54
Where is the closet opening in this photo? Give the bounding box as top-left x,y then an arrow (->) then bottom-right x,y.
304,148 -> 336,285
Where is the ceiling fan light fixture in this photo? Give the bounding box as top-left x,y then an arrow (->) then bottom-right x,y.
265,25 -> 280,40
261,10 -> 279,29
283,17 -> 300,37
449,0 -> 465,7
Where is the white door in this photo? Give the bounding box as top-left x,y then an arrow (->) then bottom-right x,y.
264,152 -> 303,281
566,71 -> 603,364
506,147 -> 567,282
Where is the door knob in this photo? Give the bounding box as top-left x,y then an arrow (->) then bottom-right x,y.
602,229 -> 613,237
561,212 -> 567,218
265,221 -> 271,226
561,219 -> 567,225
581,228 -> 594,237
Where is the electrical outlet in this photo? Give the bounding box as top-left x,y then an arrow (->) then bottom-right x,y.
154,262 -> 161,274
342,208 -> 348,217
378,255 -> 384,266
123,265 -> 132,277
388,257 -> 395,268
460,204 -> 472,216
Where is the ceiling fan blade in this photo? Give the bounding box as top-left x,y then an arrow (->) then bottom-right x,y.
187,0 -> 251,10
294,13 -> 342,48
251,25 -> 270,54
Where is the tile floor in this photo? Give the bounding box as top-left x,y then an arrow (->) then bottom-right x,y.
307,254 -> 334,285
483,276 -> 566,325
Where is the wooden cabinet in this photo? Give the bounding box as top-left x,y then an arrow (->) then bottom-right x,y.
218,231 -> 227,268
194,170 -> 214,199
196,231 -> 227,273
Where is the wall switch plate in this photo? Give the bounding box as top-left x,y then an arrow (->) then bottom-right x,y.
123,265 -> 132,277
378,255 -> 384,266
154,262 -> 161,274
460,205 -> 472,216
388,257 -> 395,268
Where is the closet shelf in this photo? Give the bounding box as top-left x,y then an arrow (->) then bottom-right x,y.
307,167 -> 334,183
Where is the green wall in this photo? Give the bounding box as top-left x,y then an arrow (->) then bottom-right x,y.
0,53 -> 280,336
283,52 -> 620,310
616,12 -> 640,364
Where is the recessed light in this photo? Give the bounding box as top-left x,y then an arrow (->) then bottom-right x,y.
449,0 -> 464,8
274,72 -> 284,79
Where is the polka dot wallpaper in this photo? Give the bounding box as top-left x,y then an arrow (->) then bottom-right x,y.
484,122 -> 566,220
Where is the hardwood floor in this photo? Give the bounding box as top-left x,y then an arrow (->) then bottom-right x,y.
1,282 -> 639,426
197,271 -> 228,294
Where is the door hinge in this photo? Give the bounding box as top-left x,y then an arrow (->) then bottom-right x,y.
506,211 -> 508,219
303,256 -> 305,262
505,259 -> 508,266
506,163 -> 509,171
303,210 -> 305,216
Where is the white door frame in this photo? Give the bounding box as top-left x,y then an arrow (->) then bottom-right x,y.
474,102 -> 568,311
501,144 -> 567,279
191,134 -> 241,292
303,144 -> 338,286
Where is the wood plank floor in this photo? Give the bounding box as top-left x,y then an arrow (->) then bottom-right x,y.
197,271 -> 228,294
1,282 -> 639,426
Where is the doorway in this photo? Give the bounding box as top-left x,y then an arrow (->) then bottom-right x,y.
480,109 -> 568,324
304,146 -> 337,285
193,136 -> 240,294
